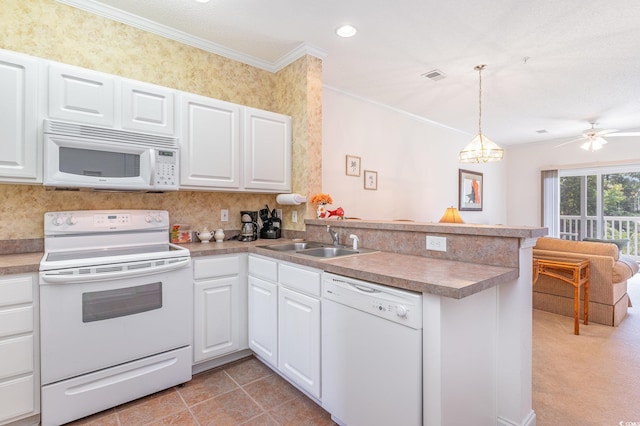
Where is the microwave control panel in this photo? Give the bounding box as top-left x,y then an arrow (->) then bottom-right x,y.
154,150 -> 178,188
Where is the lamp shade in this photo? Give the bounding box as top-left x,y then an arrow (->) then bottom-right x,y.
439,207 -> 464,223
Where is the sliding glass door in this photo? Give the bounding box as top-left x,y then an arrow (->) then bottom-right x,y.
556,165 -> 640,257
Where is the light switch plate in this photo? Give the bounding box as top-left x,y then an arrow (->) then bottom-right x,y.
221,209 -> 228,222
292,211 -> 298,223
426,236 -> 446,252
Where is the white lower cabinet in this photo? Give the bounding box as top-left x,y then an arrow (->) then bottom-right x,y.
193,254 -> 248,363
248,255 -> 321,400
247,255 -> 279,367
247,275 -> 278,367
278,286 -> 321,399
0,273 -> 39,425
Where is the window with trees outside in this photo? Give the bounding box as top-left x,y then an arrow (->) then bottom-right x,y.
558,165 -> 640,258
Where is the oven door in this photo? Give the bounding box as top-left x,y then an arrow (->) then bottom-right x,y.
39,257 -> 192,385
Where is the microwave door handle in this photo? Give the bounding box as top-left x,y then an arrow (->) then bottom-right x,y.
40,258 -> 191,284
149,149 -> 156,186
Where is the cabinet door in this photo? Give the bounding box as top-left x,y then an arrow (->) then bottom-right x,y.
243,107 -> 291,192
278,287 -> 320,399
180,93 -> 241,189
248,276 -> 278,367
193,277 -> 240,362
121,79 -> 175,135
0,50 -> 40,182
48,63 -> 115,126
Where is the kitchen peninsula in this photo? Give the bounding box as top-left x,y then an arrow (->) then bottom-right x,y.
0,219 -> 545,426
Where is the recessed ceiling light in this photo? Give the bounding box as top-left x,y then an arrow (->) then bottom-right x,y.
336,24 -> 357,38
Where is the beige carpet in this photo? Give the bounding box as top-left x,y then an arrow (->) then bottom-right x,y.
533,273 -> 640,425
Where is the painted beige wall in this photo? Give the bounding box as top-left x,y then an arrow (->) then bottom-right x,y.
0,0 -> 320,239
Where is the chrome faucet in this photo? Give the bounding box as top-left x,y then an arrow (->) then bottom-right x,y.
326,225 -> 339,246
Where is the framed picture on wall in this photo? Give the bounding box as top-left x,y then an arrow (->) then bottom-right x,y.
364,170 -> 378,190
459,169 -> 483,211
346,155 -> 361,176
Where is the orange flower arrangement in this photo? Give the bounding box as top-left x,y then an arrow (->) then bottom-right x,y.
310,193 -> 333,205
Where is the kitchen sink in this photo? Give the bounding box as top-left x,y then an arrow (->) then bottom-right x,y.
296,246 -> 377,258
261,241 -> 325,251
297,247 -> 358,257
261,241 -> 377,258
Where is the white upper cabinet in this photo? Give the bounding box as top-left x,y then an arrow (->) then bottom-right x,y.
243,107 -> 292,192
121,79 -> 175,135
179,97 -> 292,193
48,63 -> 116,127
49,63 -> 175,136
180,93 -> 242,189
0,50 -> 41,183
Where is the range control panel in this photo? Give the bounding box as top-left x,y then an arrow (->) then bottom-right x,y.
44,210 -> 169,234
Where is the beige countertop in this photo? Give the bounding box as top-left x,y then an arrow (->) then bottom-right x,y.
1,239 -> 518,299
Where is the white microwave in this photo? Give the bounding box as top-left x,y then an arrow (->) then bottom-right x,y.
43,120 -> 179,191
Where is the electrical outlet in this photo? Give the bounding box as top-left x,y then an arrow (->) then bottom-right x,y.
220,209 -> 228,222
426,236 -> 447,252
275,209 -> 282,219
292,211 -> 298,223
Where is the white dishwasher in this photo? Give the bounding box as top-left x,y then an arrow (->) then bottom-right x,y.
321,272 -> 423,426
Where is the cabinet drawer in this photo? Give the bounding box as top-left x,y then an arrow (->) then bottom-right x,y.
248,255 -> 278,282
0,335 -> 33,380
0,375 -> 34,422
194,255 -> 240,280
0,275 -> 33,307
279,263 -> 321,297
0,306 -> 33,338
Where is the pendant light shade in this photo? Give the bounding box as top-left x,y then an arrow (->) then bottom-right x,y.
459,65 -> 503,163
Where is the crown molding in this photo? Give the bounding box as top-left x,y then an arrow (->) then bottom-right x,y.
56,0 -> 325,73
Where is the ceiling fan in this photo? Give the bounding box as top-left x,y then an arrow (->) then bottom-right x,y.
556,123 -> 640,151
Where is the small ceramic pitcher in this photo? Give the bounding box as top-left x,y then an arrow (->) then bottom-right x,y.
214,229 -> 225,242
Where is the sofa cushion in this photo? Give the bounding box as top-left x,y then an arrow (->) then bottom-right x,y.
534,237 -> 619,260
583,238 -> 630,250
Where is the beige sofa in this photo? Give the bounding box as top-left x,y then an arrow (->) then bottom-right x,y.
533,237 -> 639,326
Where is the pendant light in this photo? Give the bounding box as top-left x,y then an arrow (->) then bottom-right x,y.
459,65 -> 504,163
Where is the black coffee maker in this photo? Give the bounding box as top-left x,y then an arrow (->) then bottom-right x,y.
259,206 -> 281,239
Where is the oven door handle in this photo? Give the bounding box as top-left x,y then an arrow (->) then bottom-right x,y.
40,258 -> 191,284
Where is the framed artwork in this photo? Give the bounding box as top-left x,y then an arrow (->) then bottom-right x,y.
459,169 -> 483,211
346,155 -> 361,176
364,170 -> 378,190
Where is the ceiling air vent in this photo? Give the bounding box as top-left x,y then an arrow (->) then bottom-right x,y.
422,69 -> 446,81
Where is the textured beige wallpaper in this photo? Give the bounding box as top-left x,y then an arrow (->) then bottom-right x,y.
0,0 -> 322,239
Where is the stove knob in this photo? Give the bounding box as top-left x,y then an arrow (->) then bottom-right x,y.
144,214 -> 153,223
153,214 -> 163,223
396,305 -> 408,318
52,215 -> 66,226
66,216 -> 77,225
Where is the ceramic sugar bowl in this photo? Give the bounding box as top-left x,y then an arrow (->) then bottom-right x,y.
197,227 -> 213,243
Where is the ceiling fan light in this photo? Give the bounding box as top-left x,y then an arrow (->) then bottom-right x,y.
459,133 -> 504,163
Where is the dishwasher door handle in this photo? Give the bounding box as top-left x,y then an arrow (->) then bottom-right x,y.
352,283 -> 381,294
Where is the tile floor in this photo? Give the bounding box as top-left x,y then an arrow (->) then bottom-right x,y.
67,356 -> 336,426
